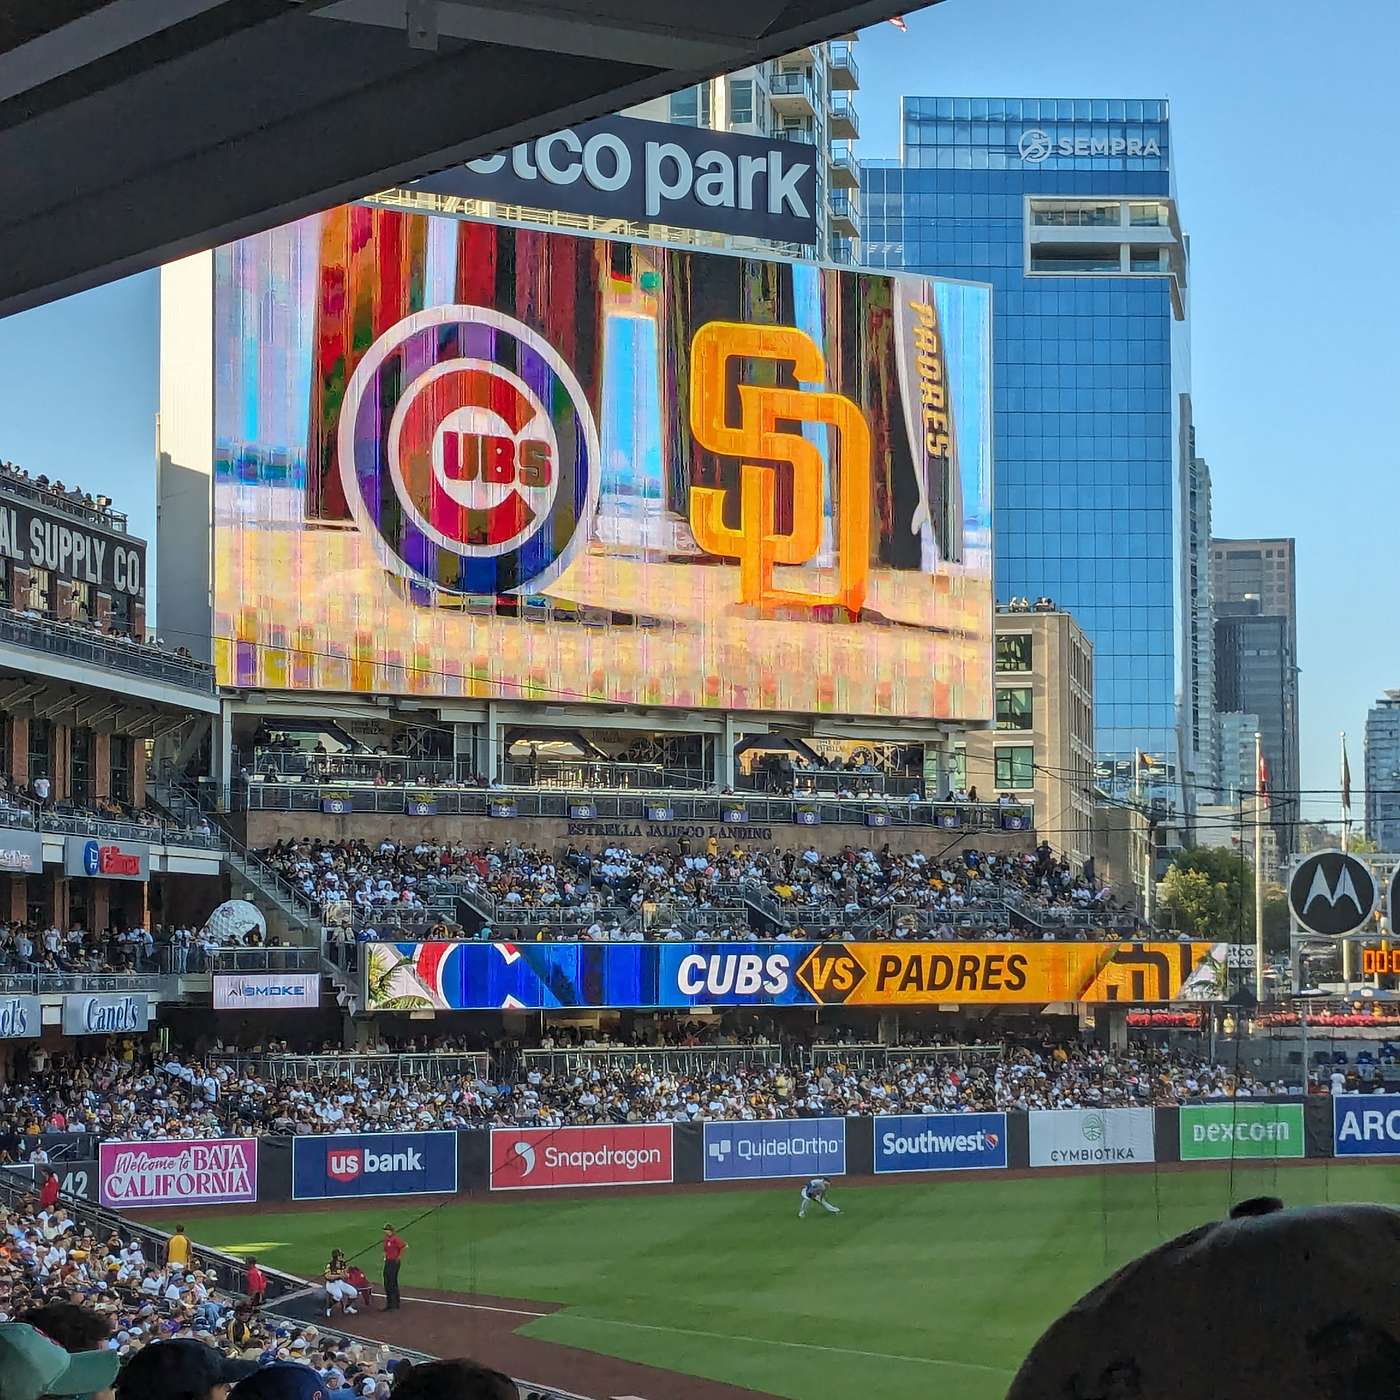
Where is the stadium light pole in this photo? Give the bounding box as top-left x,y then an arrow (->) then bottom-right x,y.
1254,730 -> 1265,1004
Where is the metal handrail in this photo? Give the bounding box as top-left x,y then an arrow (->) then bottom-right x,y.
0,800 -> 218,850
0,609 -> 215,692
0,971 -> 161,993
518,1045 -> 779,1074
207,1051 -> 489,1082
0,473 -> 130,531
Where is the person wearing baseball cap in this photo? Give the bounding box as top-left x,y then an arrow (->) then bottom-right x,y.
113,1339 -> 257,1400
0,1321 -> 120,1400
228,1362 -> 327,1399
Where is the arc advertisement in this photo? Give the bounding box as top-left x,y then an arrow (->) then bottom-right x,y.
1028,1108 -> 1155,1167
1333,1094 -> 1400,1156
364,940 -> 1221,1011
210,209 -> 993,722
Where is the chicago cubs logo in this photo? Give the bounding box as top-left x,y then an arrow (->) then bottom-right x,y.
337,305 -> 601,597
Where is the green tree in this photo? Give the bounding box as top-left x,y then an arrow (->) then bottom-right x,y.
1347,834 -> 1379,855
1156,847 -> 1255,938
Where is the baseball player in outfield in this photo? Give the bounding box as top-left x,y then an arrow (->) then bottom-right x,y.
798,1177 -> 841,1218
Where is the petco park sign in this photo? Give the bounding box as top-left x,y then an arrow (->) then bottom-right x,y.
489,1125 -> 673,1190
1018,128 -> 1162,162
413,114 -> 817,244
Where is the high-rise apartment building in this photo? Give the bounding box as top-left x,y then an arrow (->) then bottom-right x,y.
864,98 -> 1194,807
629,38 -> 861,263
1365,690 -> 1400,851
1216,709 -> 1261,804
1210,537 -> 1299,847
1187,453 -> 1215,800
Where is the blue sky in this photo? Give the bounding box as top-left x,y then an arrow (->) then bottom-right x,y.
0,0 -> 1395,823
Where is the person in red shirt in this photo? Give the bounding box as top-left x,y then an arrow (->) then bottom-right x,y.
346,1263 -> 373,1310
38,1170 -> 59,1211
245,1256 -> 266,1309
382,1224 -> 406,1311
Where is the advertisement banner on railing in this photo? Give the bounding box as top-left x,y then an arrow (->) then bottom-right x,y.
0,828 -> 43,875
213,973 -> 320,1010
99,1138 -> 258,1209
703,1118 -> 846,1182
1179,1103 -> 1305,1160
364,940 -> 1222,1011
4,1160 -> 100,1201
489,1125 -> 673,1191
0,995 -> 41,1040
61,993 -> 150,1036
292,1132 -> 458,1200
874,1113 -> 1008,1173
1028,1108 -> 1155,1167
62,835 -> 148,882
1334,1094 -> 1400,1156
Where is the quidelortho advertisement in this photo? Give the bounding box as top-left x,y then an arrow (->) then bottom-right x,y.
212,208 -> 993,721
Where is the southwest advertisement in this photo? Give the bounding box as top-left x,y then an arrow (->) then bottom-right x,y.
211,209 -> 994,722
98,1138 -> 259,1209
292,1132 -> 458,1200
703,1118 -> 846,1182
489,1125 -> 673,1190
1178,1103 -> 1305,1161
364,940 -> 1221,1010
874,1112 -> 1008,1173
1333,1094 -> 1400,1156
1027,1109 -> 1155,1167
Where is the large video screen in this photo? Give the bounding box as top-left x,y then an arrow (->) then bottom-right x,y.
213,207 -> 992,719
363,941 -> 1226,1011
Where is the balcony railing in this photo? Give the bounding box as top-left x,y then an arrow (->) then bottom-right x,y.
0,801 -> 219,850
252,750 -> 454,784
243,781 -> 1032,832
0,971 -> 161,994
829,95 -> 859,138
0,609 -> 215,692
0,473 -> 129,533
769,70 -> 816,107
827,40 -> 859,88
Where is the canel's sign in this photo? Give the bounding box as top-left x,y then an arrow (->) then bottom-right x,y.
413,114 -> 817,245
1018,128 -> 1162,163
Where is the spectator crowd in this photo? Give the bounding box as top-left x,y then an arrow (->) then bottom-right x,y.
260,837 -> 1130,942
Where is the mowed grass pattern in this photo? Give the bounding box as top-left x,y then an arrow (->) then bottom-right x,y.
166,1163 -> 1400,1400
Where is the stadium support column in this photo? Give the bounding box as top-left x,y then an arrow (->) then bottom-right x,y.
212,704 -> 234,811
1095,1005 -> 1128,1052
485,703 -> 503,784
717,714 -> 737,790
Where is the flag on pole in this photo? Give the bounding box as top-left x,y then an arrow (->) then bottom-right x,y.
1341,733 -> 1352,813
1258,752 -> 1271,809
888,15 -> 909,29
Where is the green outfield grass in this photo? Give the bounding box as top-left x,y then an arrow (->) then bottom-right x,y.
164,1163 -> 1400,1400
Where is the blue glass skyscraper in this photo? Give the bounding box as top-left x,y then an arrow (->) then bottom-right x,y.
864,98 -> 1195,803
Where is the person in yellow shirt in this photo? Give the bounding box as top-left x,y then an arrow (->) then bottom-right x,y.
166,1224 -> 191,1270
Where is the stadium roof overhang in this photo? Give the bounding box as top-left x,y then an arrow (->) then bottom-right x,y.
0,0 -> 935,318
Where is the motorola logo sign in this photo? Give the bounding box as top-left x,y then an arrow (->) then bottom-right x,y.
1288,850 -> 1379,937
1018,128 -> 1163,163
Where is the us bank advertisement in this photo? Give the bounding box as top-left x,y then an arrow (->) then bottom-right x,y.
209,209 -> 992,723
363,940 -> 1220,1011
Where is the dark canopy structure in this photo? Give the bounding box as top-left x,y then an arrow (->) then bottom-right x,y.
0,0 -> 937,317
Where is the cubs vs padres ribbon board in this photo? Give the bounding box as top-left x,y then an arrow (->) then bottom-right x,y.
363,940 -> 1224,1010
210,209 -> 993,723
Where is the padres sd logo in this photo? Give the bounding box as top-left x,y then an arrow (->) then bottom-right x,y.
337,305 -> 601,597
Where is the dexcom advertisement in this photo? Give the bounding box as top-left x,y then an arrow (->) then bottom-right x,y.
292,1132 -> 458,1200
703,1119 -> 846,1182
364,940 -> 1220,1010
874,1113 -> 1008,1173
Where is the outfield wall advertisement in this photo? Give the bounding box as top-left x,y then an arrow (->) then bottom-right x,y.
292,1132 -> 458,1200
874,1112 -> 1008,1173
1333,1095 -> 1400,1156
98,1138 -> 258,1209
703,1118 -> 846,1181
489,1125 -> 674,1190
1028,1109 -> 1155,1167
209,210 -> 994,722
1179,1104 -> 1305,1161
364,940 -> 1221,1010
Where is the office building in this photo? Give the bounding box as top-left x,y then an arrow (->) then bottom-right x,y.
630,37 -> 861,262
864,98 -> 1193,805
1366,690 -> 1400,851
1211,537 -> 1299,847
1216,709 -> 1261,805
1185,453 -> 1215,800
958,602 -> 1095,867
